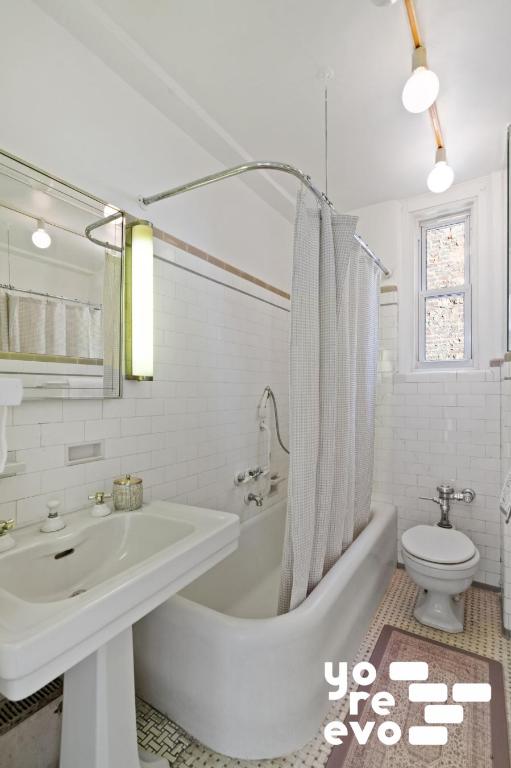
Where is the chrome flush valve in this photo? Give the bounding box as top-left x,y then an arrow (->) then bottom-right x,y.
419,484 -> 476,529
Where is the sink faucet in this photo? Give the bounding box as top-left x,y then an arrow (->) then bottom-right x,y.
420,484 -> 476,528
0,519 -> 15,553
0,519 -> 14,535
245,492 -> 264,508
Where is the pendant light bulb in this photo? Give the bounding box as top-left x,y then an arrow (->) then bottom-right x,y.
371,0 -> 398,5
31,220 -> 51,249
402,47 -> 439,114
427,147 -> 454,194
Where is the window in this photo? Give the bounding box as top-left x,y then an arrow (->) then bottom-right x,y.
418,211 -> 471,366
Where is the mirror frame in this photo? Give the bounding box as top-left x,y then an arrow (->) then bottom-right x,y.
0,148 -> 125,399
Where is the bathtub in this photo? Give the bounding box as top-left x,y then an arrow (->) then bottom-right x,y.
133,499 -> 396,759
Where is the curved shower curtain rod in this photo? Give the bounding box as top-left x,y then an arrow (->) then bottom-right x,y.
85,160 -> 390,277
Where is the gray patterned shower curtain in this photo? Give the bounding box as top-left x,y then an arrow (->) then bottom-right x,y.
278,190 -> 381,613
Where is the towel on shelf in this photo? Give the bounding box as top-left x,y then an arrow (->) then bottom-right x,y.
499,468 -> 511,523
89,306 -> 103,359
8,294 -> 46,354
46,300 -> 66,356
65,303 -> 91,358
2,290 -> 103,360
0,291 -> 8,352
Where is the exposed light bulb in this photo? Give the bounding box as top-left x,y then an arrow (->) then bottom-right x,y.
371,0 -> 398,6
427,148 -> 455,193
402,47 -> 439,114
31,220 -> 51,249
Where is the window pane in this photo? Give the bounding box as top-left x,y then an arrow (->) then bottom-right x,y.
425,294 -> 465,361
426,222 -> 465,290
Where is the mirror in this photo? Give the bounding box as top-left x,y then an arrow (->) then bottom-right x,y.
0,149 -> 123,398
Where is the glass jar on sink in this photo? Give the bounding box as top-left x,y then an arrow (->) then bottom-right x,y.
112,474 -> 143,511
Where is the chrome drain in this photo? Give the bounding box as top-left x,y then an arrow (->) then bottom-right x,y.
69,589 -> 87,598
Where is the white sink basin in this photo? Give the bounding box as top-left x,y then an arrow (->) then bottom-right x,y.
0,500 -> 239,768
0,511 -> 193,603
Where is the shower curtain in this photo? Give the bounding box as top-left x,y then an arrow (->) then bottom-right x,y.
278,191 -> 381,613
102,251 -> 121,395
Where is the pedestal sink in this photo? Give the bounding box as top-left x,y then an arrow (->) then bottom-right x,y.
0,500 -> 239,767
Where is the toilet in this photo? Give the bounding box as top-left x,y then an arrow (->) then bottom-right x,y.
401,524 -> 480,633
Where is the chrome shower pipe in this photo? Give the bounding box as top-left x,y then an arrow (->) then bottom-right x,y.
139,160 -> 391,277
84,210 -> 123,252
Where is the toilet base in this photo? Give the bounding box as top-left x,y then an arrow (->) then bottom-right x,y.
414,588 -> 465,633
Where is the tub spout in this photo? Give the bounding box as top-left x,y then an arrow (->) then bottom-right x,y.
245,492 -> 264,507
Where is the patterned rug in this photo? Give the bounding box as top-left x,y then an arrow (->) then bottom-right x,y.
326,625 -> 509,768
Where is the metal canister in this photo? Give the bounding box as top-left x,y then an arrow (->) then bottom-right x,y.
112,474 -> 143,511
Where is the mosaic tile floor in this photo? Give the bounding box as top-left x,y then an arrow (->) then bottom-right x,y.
136,568 -> 511,767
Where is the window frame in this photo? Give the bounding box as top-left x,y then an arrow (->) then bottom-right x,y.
417,209 -> 472,368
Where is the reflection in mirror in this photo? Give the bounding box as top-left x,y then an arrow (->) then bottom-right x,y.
0,150 -> 123,398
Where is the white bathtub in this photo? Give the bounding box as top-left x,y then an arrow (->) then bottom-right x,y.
133,499 -> 396,759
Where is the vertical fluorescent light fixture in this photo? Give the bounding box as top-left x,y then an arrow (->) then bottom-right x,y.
125,220 -> 154,380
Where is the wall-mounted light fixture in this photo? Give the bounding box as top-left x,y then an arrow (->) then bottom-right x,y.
124,220 -> 154,381
31,220 -> 51,249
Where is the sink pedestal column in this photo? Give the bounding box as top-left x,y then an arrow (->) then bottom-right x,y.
60,627 -> 168,768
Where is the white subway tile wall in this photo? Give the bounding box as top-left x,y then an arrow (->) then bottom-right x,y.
3,241 -> 289,530
3,266 -> 504,596
374,289 -> 502,588
500,361 -> 511,629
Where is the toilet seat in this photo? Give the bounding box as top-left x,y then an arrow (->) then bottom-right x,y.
401,524 -> 476,565
403,547 -> 480,574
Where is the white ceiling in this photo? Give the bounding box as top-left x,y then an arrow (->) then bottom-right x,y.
34,0 -> 511,218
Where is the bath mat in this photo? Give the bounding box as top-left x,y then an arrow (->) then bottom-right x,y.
326,624 -> 509,768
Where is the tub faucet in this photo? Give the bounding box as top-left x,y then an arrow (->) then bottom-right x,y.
246,492 -> 264,507
419,484 -> 475,528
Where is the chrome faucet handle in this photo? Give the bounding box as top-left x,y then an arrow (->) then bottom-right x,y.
88,491 -> 112,504
419,496 -> 440,504
0,519 -> 14,536
245,492 -> 264,507
452,488 -> 476,504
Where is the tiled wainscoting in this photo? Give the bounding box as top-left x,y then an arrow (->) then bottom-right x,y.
0,238 -> 290,530
500,360 -> 511,630
374,288 -> 502,587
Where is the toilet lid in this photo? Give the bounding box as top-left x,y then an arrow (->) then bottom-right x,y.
402,525 -> 476,565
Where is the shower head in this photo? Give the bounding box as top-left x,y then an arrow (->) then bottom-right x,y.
257,386 -> 271,423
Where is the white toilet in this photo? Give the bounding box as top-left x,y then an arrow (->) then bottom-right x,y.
401,524 -> 480,633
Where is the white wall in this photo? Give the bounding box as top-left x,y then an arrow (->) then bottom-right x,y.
352,172 -> 507,372
368,176 -> 507,588
0,0 -> 293,291
500,361 -> 511,628
374,289 -> 502,587
1,238 -> 289,530
349,201 -> 403,287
